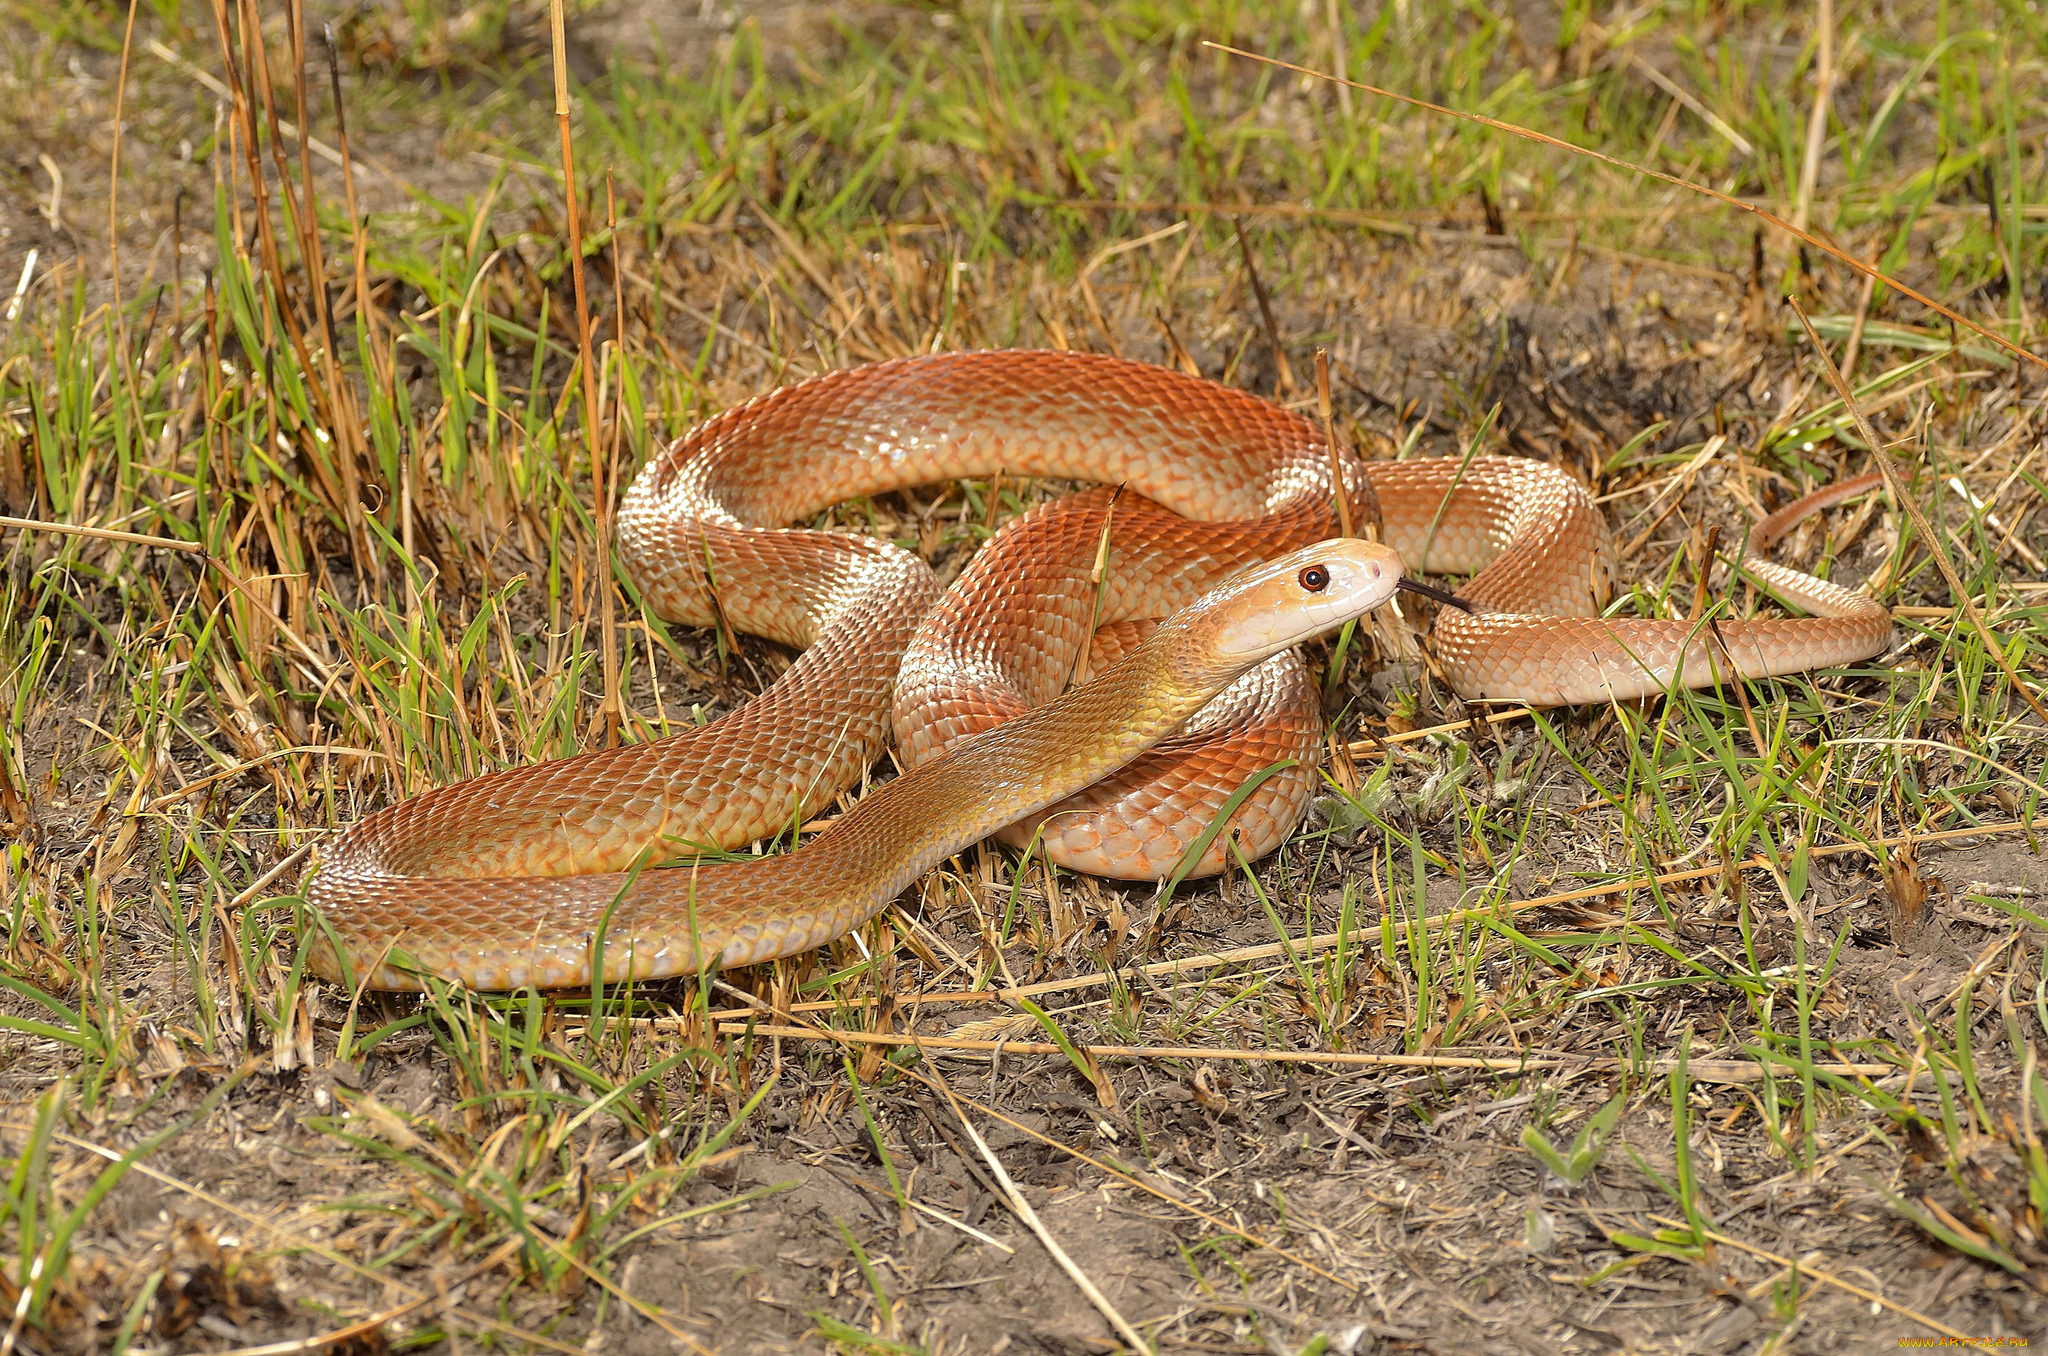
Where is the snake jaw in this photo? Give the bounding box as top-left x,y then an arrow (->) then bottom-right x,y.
1202,538 -> 1406,664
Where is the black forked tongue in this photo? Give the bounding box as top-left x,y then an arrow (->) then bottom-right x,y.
1396,578 -> 1475,614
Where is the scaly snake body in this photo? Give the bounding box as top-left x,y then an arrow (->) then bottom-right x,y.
305,352 -> 1891,990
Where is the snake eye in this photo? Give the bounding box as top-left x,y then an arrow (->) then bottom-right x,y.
1298,565 -> 1330,593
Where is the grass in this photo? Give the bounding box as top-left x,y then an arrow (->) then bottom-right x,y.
0,0 -> 2045,1348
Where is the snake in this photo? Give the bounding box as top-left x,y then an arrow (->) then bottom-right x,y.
303,351 -> 1892,991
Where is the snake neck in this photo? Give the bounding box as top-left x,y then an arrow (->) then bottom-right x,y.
797,639 -> 1208,902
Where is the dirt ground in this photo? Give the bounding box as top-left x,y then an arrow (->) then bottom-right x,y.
64,820 -> 2046,1354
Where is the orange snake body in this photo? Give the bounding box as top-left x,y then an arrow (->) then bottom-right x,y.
305,352 -> 1891,990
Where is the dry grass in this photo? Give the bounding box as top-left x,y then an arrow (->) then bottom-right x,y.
1,0 -> 2046,1351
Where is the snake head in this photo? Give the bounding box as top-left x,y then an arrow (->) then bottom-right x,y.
1196,538 -> 1406,667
